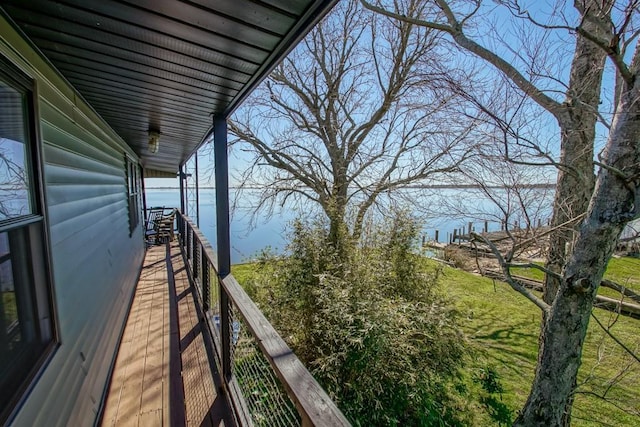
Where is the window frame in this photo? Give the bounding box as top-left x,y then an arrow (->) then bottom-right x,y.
125,155 -> 141,236
0,55 -> 58,425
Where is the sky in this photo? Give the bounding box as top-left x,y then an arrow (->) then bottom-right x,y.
145,0 -> 628,191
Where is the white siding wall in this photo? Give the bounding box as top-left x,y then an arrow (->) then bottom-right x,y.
621,219 -> 639,241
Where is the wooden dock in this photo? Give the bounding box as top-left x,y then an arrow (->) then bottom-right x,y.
100,242 -> 231,426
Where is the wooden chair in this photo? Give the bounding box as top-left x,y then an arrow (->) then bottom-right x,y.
154,208 -> 176,244
145,207 -> 166,245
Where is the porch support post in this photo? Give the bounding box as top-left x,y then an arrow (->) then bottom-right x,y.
213,115 -> 232,379
193,150 -> 200,228
184,163 -> 189,217
179,164 -> 185,214
179,164 -> 186,242
140,165 -> 147,219
213,116 -> 231,275
195,151 -> 200,228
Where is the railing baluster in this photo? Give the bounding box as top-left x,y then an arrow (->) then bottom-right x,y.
186,225 -> 191,261
201,247 -> 210,312
176,214 -> 181,245
182,218 -> 189,252
176,213 -> 180,243
181,217 -> 185,249
221,287 -> 232,380
181,214 -> 185,244
192,231 -> 199,280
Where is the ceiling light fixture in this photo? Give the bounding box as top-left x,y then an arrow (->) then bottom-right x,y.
148,130 -> 160,153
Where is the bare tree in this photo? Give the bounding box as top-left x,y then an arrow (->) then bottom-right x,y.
0,141 -> 29,219
460,152 -> 554,234
226,0 -> 476,251
364,0 -> 610,302
362,0 -> 640,424
438,77 -> 557,238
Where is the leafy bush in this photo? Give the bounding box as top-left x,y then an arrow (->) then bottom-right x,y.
244,213 -> 474,425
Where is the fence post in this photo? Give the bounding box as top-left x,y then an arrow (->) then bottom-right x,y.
179,164 -> 185,218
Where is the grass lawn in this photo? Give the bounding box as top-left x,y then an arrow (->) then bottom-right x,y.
232,259 -> 640,426
231,263 -> 255,286
438,262 -> 640,426
2,290 -> 17,324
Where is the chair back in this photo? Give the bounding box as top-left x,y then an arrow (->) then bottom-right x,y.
159,208 -> 176,223
146,207 -> 165,232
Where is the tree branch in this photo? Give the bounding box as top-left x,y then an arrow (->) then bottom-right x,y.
470,231 -> 551,313
590,312 -> 640,364
360,0 -> 564,118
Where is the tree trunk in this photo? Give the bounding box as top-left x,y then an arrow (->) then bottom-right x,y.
543,124 -> 595,304
328,207 -> 348,251
543,2 -> 610,306
539,7 -> 611,422
515,65 -> 640,427
326,172 -> 351,263
515,275 -> 598,426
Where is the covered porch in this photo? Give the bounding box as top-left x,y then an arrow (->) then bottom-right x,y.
100,241 -> 229,426
100,213 -> 348,426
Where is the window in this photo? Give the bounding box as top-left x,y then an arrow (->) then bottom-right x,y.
126,157 -> 141,234
0,56 -> 56,423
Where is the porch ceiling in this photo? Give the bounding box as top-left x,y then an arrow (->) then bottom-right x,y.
1,0 -> 336,174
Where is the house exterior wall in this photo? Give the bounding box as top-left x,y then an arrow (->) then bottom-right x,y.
1,15 -> 146,427
621,219 -> 639,241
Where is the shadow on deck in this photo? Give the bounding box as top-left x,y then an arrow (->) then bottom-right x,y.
100,242 -> 232,426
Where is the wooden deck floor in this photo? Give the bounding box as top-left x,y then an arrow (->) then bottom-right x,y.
100,242 -> 231,427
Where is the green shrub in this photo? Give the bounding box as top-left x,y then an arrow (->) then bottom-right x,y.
244,213 -> 474,425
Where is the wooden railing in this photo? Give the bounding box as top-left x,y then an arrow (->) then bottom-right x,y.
176,211 -> 349,426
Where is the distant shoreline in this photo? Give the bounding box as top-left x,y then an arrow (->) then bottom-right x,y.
146,184 -> 556,190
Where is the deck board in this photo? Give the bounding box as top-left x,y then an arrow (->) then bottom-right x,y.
100,242 -> 231,427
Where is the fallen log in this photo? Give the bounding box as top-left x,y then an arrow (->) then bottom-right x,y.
601,279 -> 640,304
482,269 -> 640,319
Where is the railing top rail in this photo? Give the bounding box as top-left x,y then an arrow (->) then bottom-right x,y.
180,212 -> 218,271
177,211 -> 350,426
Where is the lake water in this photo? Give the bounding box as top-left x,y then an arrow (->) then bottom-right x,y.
146,189 -> 295,264
145,188 -> 554,264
